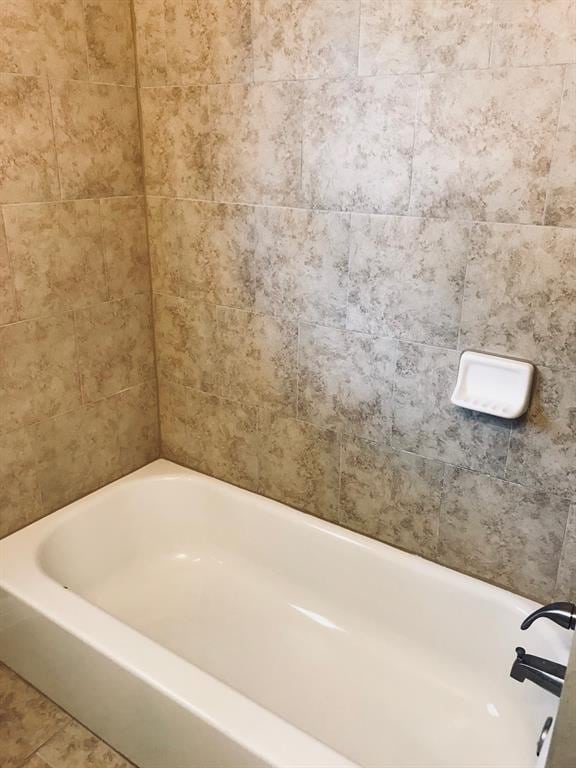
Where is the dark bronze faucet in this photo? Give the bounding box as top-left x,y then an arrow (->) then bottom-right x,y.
510,647 -> 566,698
520,601 -> 576,631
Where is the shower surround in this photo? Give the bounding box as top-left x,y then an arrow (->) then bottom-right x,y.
0,0 -> 575,606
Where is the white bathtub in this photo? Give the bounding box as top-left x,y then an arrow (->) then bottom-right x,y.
0,460 -> 570,767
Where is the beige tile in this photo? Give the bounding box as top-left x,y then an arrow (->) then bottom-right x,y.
253,0 -> 358,81
0,427 -> 42,538
51,80 -> 142,199
0,74 -> 59,204
359,0 -> 491,75
259,414 -> 340,521
116,380 -> 159,474
340,437 -> 444,558
133,0 -> 168,86
546,66 -> 576,227
555,505 -> 576,601
347,215 -> 470,346
20,755 -> 51,768
154,294 -> 218,392
211,81 -> 304,207
298,324 -> 397,443
76,295 -> 155,402
254,207 -> 349,326
0,314 -> 81,434
3,201 -> 107,320
38,721 -> 134,768
303,76 -> 418,213
158,377 -> 191,463
0,0 -> 88,79
492,0 -> 576,67
392,343 -> 510,476
0,664 -> 69,768
218,307 -> 298,414
165,0 -> 252,84
140,86 -> 211,198
33,396 -> 122,511
460,223 -> 576,369
507,366 -> 576,500
149,198 -> 256,308
162,385 -> 259,490
85,0 -> 136,85
439,466 -> 570,601
411,67 -> 564,223
0,213 -> 18,325
100,197 -> 151,299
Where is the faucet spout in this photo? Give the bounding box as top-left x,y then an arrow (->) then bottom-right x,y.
521,602 -> 576,631
510,647 -> 566,698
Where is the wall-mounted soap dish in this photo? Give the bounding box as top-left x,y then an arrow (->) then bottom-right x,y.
451,351 -> 534,419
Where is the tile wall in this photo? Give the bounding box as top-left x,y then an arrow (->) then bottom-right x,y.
135,0 -> 576,602
0,0 -> 159,538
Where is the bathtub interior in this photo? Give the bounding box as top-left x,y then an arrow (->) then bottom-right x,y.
34,463 -> 567,768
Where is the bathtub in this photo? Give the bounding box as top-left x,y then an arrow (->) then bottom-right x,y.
0,460 -> 570,768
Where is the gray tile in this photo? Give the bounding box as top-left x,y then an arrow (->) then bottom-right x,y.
359,0 -> 491,75
392,343 -> 510,476
218,308 -> 298,414
211,81 -> 305,207
303,76 -> 418,214
347,214 -> 470,346
546,65 -> 576,228
410,67 -> 564,223
507,366 -> 576,500
253,0 -> 359,81
153,294 -> 218,393
340,437 -> 444,558
439,466 -> 570,601
298,324 -> 397,443
460,223 -> 576,369
259,413 -> 340,521
254,207 -> 350,326
555,505 -> 576,602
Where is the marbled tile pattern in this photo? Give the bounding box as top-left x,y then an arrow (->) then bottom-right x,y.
84,0 -> 136,85
303,76 -> 418,213
140,85 -> 211,198
254,207 -> 350,326
507,366 -> 576,500
253,0 -> 359,81
359,0 -> 492,75
546,66 -> 576,227
211,81 -> 305,207
439,466 -> 570,602
0,2 -> 159,541
491,0 -> 576,67
556,506 -> 576,601
340,437 -> 444,558
0,74 -> 59,203
165,0 -> 252,85
218,308 -> 298,413
0,0 -> 87,79
392,343 -> 511,476
51,80 -> 142,199
298,325 -> 397,443
460,223 -> 576,369
258,414 -> 340,521
133,0 -> 576,604
347,215 -> 470,346
410,67 -> 564,223
3,200 -> 107,320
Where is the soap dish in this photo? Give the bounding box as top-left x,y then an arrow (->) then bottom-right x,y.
451,351 -> 534,419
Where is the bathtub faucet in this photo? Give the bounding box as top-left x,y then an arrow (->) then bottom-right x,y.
510,647 -> 566,698
520,601 -> 576,631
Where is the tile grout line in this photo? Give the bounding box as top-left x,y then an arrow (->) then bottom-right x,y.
542,63 -> 568,226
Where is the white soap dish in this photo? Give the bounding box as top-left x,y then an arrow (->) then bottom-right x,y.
451,351 -> 534,419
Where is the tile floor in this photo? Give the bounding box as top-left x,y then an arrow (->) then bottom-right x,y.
0,663 -> 135,768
